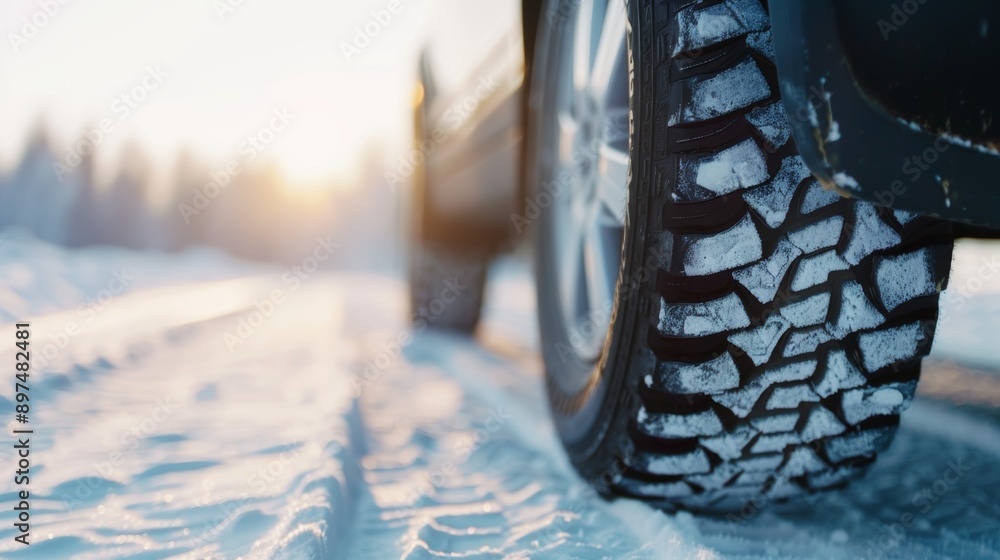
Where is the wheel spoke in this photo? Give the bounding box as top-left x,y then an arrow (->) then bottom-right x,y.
573,0 -> 596,92
557,112 -> 579,162
583,207 -> 619,323
557,197 -> 588,325
545,0 -> 627,366
596,143 -> 629,226
590,0 -> 627,105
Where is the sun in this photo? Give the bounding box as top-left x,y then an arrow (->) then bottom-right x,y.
271,126 -> 363,193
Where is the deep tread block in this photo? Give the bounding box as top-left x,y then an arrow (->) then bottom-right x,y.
541,0 -> 953,513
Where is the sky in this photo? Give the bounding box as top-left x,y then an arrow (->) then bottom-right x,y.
0,0 -> 430,189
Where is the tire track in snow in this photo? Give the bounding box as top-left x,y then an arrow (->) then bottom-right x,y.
343,326 -> 712,559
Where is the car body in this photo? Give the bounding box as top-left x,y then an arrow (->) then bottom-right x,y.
771,0 -> 1000,231
411,0 -> 536,255
415,0 -> 1000,246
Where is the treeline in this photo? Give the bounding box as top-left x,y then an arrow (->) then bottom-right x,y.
0,126 -> 398,265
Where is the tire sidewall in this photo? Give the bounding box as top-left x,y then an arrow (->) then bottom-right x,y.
530,0 -> 651,479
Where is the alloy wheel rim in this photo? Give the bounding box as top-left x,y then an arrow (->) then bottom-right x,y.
548,0 -> 629,365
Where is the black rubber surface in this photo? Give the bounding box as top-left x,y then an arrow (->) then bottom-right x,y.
537,0 -> 955,512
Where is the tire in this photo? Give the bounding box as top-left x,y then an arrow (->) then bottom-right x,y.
530,0 -> 954,512
408,243 -> 488,334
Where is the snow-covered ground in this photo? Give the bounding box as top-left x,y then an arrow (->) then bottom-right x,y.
932,239 -> 1000,371
0,237 -> 998,559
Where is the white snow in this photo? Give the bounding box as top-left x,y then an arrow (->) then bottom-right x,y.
857,322 -> 925,373
841,382 -> 916,424
735,467 -> 775,487
638,449 -> 712,476
638,408 -> 724,438
812,349 -> 867,399
659,292 -> 751,336
875,248 -> 936,312
787,215 -> 844,253
843,203 -> 902,265
791,250 -> 849,292
897,116 -> 1000,156
832,172 -> 861,192
746,30 -> 775,61
734,453 -> 784,473
807,469 -> 855,492
682,214 -> 763,276
826,120 -> 841,142
693,138 -> 769,195
779,292 -> 830,328
766,384 -> 820,410
799,406 -> 845,442
733,238 -> 802,304
700,425 -> 758,461
750,431 -> 800,454
826,280 -> 885,339
780,447 -> 827,477
673,58 -> 771,125
657,352 -> 741,394
2,236 -> 999,559
713,360 -> 817,417
728,313 -> 791,366
618,479 -> 693,499
688,462 -> 742,491
800,181 -> 842,214
746,102 -> 792,149
824,427 -> 894,464
0,232 -> 262,322
744,156 -> 813,228
672,0 -> 769,57
749,412 -> 799,433
782,328 -> 834,358
766,477 -> 804,500
893,208 -> 918,225
931,239 -> 1000,369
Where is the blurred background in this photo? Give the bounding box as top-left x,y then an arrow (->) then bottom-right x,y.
2,1 -> 1000,558
0,0 -> 446,266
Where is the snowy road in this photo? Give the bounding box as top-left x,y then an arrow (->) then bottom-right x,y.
0,240 -> 998,559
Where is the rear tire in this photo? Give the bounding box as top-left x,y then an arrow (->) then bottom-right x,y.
409,244 -> 488,334
530,0 -> 954,511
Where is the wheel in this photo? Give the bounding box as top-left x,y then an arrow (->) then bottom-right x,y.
408,243 -> 488,334
405,71 -> 490,335
528,0 -> 954,511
